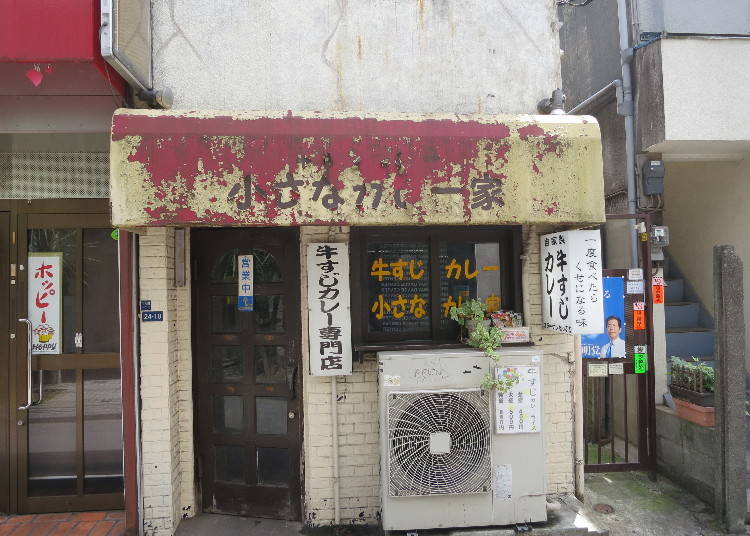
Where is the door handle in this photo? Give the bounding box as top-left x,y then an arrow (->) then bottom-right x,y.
17,318 -> 42,411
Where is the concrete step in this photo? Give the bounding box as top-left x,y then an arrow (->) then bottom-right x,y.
665,278 -> 685,303
666,328 -> 714,358
664,301 -> 700,329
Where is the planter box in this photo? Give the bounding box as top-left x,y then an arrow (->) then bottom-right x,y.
669,385 -> 714,407
674,397 -> 715,427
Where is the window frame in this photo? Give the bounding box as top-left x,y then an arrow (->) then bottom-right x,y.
350,225 -> 523,346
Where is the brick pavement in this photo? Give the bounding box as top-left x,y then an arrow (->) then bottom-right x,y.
0,512 -> 124,535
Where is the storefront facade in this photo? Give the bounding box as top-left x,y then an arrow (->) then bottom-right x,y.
110,110 -> 604,533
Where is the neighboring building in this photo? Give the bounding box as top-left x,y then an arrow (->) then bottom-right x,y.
0,0 -> 128,523
559,0 -> 750,505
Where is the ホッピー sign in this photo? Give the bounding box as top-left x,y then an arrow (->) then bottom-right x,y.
28,252 -> 63,355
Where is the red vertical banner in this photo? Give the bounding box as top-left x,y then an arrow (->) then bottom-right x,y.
633,301 -> 646,330
652,276 -> 665,304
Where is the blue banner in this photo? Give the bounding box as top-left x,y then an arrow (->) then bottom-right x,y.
581,276 -> 626,359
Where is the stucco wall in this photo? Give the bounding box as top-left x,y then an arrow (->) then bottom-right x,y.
663,158 -> 750,369
151,0 -> 561,114
661,38 -> 750,145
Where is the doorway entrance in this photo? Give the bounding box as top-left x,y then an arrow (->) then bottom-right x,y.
192,228 -> 302,520
0,199 -> 124,514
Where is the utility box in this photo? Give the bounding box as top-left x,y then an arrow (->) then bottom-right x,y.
642,160 -> 665,195
378,348 -> 546,531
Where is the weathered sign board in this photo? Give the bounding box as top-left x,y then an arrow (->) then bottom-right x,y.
110,110 -> 604,227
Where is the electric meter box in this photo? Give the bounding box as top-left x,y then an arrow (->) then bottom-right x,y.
378,348 -> 546,531
642,160 -> 665,195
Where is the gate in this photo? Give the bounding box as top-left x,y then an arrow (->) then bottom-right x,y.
583,214 -> 656,473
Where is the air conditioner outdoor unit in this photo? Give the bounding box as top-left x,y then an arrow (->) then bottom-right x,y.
378,348 -> 546,531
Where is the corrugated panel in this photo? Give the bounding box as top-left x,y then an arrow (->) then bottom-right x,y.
0,153 -> 109,199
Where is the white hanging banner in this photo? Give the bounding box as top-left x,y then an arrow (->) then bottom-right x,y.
307,243 -> 352,376
540,230 -> 604,334
237,255 -> 254,311
28,252 -> 63,355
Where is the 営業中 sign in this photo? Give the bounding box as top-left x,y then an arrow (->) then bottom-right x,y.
237,255 -> 254,311
28,252 -> 63,355
540,230 -> 604,334
307,243 -> 352,376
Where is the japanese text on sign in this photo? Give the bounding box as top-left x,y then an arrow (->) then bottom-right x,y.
540,230 -> 604,334
237,255 -> 254,311
495,366 -> 542,434
28,252 -> 63,355
307,243 -> 352,376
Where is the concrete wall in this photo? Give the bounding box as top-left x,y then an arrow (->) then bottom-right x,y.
660,38 -> 750,146
663,158 -> 750,370
558,0 -> 621,108
636,0 -> 750,37
152,0 -> 561,114
655,406 -> 715,505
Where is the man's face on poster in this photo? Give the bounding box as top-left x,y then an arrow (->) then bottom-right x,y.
607,318 -> 621,341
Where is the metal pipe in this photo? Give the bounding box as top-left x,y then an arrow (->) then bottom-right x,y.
573,335 -> 584,500
568,80 -> 621,115
331,376 -> 341,524
617,0 -> 640,268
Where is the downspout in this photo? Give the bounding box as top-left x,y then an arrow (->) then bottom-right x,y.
573,335 -> 584,500
327,226 -> 341,525
616,0 -> 640,268
331,376 -> 340,524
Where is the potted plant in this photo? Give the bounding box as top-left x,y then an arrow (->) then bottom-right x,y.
448,298 -> 490,333
669,356 -> 715,427
449,300 -> 516,393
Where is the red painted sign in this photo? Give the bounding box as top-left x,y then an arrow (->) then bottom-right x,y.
110,111 -> 605,227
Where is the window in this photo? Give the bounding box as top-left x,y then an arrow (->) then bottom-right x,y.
351,226 -> 522,345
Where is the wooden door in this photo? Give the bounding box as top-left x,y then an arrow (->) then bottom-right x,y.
192,228 -> 302,520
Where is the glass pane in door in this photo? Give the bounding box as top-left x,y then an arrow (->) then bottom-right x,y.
83,368 -> 123,494
27,370 -> 77,496
82,229 -> 119,353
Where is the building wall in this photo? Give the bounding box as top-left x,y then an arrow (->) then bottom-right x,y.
136,224 -> 577,532
304,225 -> 575,525
139,228 -> 197,536
663,158 -> 750,370
660,38 -> 750,146
151,0 -> 561,114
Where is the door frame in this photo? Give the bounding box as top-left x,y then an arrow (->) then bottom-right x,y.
1,199 -> 125,513
190,227 -> 305,521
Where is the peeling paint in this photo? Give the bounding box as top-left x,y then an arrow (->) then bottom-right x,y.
110,110 -> 604,227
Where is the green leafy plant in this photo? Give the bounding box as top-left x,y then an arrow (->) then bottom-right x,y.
670,356 -> 715,393
448,301 -> 519,394
448,299 -> 487,326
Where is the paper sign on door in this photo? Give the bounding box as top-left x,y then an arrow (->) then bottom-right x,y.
28,252 -> 63,355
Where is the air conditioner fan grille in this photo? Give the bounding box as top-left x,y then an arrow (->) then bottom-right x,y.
387,389 -> 491,496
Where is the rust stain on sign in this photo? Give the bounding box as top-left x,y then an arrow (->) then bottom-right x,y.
110,110 -> 604,227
